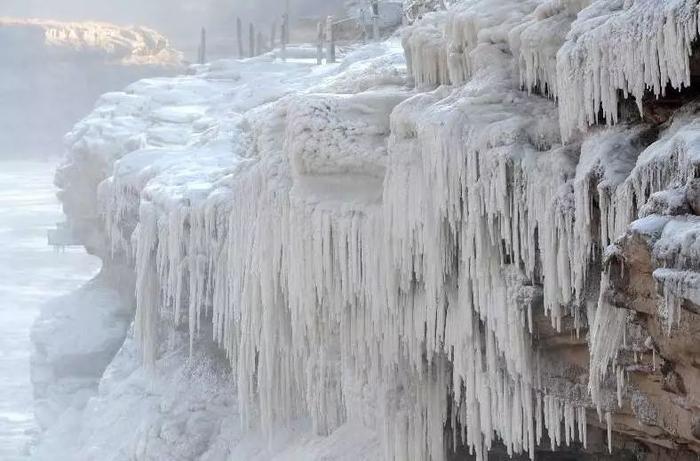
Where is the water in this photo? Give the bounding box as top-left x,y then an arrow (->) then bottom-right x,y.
0,161 -> 100,460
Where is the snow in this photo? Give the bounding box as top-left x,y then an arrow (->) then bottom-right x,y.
45,1 -> 700,460
31,270 -> 131,431
34,327 -> 381,461
650,215 -> 700,332
286,90 -> 408,177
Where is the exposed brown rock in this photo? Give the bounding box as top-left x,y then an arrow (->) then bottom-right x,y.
660,363 -> 686,396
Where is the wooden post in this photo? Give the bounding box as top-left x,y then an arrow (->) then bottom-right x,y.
249,23 -> 255,57
360,8 -> 368,44
270,21 -> 277,49
371,0 -> 380,41
281,13 -> 288,61
198,27 -> 207,64
316,22 -> 324,65
237,17 -> 244,58
284,0 -> 291,43
256,31 -> 264,55
325,16 -> 335,64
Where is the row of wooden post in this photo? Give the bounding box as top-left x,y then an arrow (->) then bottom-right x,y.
197,13 -> 290,65
237,14 -> 289,59
197,0 -> 382,66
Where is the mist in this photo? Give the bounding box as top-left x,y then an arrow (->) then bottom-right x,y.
1,0 -> 347,53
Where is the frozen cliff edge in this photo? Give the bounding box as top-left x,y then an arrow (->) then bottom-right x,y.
47,0 -> 700,459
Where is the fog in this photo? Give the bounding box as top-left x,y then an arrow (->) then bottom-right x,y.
1,0 -> 346,53
0,0 -> 347,158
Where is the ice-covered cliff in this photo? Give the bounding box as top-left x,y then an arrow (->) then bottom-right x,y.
0,18 -> 182,158
45,0 -> 700,460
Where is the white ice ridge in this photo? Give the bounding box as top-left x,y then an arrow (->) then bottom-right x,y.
551,0 -> 700,140
402,0 -> 700,140
56,4 -> 700,461
0,17 -> 182,66
558,0 -> 700,140
587,253 -> 627,418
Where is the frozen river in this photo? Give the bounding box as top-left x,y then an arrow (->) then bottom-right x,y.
0,161 -> 100,460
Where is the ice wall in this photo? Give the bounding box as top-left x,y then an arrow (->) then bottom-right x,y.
52,0 -> 700,459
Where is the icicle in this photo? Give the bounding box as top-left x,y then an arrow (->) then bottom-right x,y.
616,366 -> 624,408
589,270 -> 627,412
606,411 -> 613,454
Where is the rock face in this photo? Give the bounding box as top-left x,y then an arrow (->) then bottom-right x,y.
44,1 -> 700,460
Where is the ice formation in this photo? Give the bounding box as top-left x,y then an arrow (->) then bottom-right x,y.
52,0 -> 700,459
557,0 -> 700,140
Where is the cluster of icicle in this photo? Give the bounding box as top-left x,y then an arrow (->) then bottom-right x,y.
75,1 -> 700,460
403,0 -> 700,141
403,0 -> 700,414
109,6 -> 589,461
557,0 -> 700,140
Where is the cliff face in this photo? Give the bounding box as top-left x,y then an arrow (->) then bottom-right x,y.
48,1 -> 700,460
